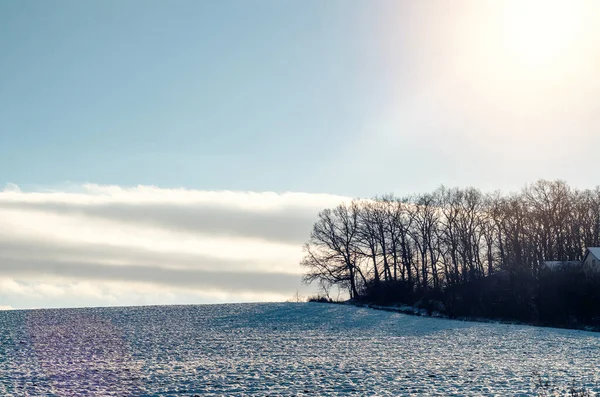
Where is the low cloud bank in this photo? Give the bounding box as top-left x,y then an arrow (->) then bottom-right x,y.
0,184 -> 348,308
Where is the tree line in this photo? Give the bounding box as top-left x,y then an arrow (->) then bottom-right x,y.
301,180 -> 600,327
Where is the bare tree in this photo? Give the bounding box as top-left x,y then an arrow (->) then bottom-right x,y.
301,202 -> 366,298
302,180 -> 600,317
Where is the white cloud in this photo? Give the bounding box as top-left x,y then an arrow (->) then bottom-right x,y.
0,184 -> 347,308
3,183 -> 21,193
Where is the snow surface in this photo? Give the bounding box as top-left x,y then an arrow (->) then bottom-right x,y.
0,302 -> 598,396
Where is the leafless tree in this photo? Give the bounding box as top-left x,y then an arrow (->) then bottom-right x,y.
302,180 -> 600,308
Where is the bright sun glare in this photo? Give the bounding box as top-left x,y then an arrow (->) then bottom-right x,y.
498,0 -> 591,76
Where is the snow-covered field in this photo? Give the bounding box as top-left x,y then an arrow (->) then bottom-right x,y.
0,302 -> 598,396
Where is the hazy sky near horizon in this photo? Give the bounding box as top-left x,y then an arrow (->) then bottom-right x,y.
1,0 -> 600,308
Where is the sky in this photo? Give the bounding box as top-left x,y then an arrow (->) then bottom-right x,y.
1,0 -> 600,309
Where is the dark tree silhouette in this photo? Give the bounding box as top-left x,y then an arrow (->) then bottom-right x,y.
301,180 -> 600,328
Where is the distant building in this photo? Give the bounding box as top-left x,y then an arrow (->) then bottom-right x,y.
540,248 -> 600,273
541,261 -> 581,271
582,247 -> 600,272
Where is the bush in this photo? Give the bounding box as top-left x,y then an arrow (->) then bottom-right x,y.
357,280 -> 415,306
307,295 -> 333,303
538,269 -> 600,328
349,268 -> 600,330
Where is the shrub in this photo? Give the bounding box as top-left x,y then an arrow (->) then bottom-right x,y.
307,295 -> 333,303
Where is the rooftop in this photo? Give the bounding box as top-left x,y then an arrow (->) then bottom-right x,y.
542,261 -> 581,270
587,247 -> 600,259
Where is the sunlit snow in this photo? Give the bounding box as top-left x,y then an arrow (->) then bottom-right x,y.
0,303 -> 598,396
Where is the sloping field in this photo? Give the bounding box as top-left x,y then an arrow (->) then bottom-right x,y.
0,302 -> 598,396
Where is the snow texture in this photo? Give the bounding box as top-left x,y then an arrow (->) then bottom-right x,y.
0,302 -> 598,396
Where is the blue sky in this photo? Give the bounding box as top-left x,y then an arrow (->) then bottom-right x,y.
1,1 -> 600,308
1,0 -> 402,196
3,1 -> 599,197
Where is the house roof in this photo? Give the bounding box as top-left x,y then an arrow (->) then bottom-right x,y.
587,247 -> 600,260
542,261 -> 581,270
